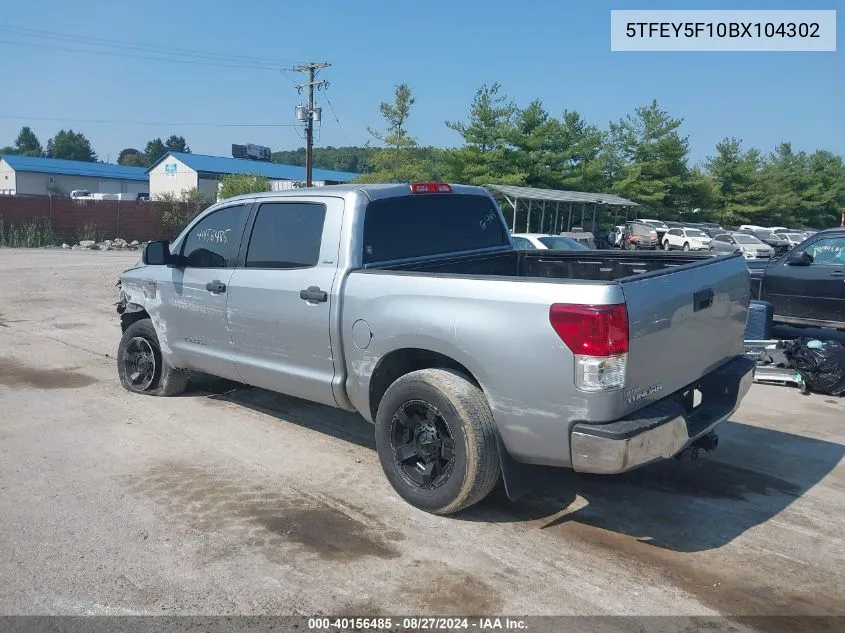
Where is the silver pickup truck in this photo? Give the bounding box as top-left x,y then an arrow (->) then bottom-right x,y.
116,183 -> 755,515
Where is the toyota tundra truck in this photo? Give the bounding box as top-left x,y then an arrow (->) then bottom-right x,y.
115,183 -> 755,515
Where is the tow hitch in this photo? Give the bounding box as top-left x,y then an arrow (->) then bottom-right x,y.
675,432 -> 719,462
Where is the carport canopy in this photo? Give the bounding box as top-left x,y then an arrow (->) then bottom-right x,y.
483,184 -> 639,235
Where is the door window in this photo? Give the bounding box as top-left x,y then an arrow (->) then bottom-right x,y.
805,237 -> 845,266
511,236 -> 536,250
245,202 -> 327,269
181,204 -> 248,268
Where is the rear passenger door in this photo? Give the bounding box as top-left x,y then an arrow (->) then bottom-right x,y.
226,198 -> 344,407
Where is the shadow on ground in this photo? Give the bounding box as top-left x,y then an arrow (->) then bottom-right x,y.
184,376 -> 844,553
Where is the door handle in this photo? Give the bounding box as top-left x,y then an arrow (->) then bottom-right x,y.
300,286 -> 328,303
205,280 -> 226,293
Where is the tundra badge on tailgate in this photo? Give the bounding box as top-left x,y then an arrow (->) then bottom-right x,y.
625,383 -> 663,405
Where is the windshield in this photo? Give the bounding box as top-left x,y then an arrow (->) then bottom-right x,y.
785,233 -> 804,241
685,229 -> 707,238
537,236 -> 588,250
733,234 -> 762,245
631,224 -> 656,236
362,193 -> 509,263
754,230 -> 779,241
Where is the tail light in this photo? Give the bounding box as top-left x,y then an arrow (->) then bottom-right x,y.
410,182 -> 452,194
549,303 -> 629,392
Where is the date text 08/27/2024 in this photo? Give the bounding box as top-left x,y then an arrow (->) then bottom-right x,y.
307,617 -> 528,630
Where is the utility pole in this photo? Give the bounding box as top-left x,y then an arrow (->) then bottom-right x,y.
290,62 -> 330,187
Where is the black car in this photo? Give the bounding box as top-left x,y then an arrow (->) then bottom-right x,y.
740,228 -> 791,256
749,227 -> 845,330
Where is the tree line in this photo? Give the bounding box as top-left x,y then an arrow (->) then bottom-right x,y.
282,83 -> 845,229
3,81 -> 844,228
0,127 -> 191,167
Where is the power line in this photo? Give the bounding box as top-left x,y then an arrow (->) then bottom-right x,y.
0,114 -> 301,127
0,38 -> 290,71
0,24 -> 302,67
324,96 -> 351,145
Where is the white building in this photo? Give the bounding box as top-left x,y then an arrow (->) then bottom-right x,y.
0,154 -> 149,197
147,151 -> 359,199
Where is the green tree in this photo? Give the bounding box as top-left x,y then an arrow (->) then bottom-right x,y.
219,173 -> 269,199
46,129 -> 97,162
704,137 -> 764,225
0,146 -> 15,155
14,127 -> 43,157
164,135 -> 191,153
605,100 -> 691,214
445,82 -> 523,185
144,138 -> 168,164
118,148 -> 147,167
358,83 -> 435,182
155,188 -> 211,230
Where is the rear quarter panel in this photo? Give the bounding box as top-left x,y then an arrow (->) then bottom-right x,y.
341,271 -> 625,467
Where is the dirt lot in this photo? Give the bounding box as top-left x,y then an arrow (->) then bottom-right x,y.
0,248 -> 843,626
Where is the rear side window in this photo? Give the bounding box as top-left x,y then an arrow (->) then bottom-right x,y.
245,202 -> 326,268
362,194 -> 509,264
511,236 -> 536,250
181,204 -> 248,268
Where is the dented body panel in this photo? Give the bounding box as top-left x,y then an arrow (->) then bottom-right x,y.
118,183 -> 753,473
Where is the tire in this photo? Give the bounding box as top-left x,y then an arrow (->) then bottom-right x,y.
117,318 -> 188,397
683,242 -> 690,251
374,368 -> 501,515
663,240 -> 670,250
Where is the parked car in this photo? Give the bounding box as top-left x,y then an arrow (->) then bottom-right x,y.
559,230 -> 596,249
739,228 -> 791,256
622,221 -> 659,249
729,232 -> 775,259
607,225 -> 625,248
116,182 -> 754,515
510,233 -> 588,250
748,227 -> 845,330
639,219 -> 668,244
709,233 -> 743,256
662,226 -> 712,251
774,231 -> 807,247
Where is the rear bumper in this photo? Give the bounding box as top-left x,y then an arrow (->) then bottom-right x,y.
569,356 -> 755,475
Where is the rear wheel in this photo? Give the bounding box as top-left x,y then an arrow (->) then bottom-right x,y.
663,240 -> 671,250
117,318 -> 188,396
683,242 -> 690,251
375,368 -> 500,515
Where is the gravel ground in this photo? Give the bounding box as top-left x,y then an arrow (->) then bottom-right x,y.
0,248 -> 843,630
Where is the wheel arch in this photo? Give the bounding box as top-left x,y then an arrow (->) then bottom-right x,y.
367,347 -> 484,423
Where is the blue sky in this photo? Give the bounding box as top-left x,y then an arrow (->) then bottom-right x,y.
1,0 -> 841,166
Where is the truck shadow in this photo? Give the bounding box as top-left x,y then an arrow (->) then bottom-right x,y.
187,378 -> 842,553
460,420 -> 844,552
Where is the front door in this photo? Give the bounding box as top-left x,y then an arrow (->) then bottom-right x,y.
159,203 -> 250,380
227,198 -> 343,407
764,234 -> 845,326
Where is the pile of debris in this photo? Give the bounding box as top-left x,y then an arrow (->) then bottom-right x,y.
63,238 -> 146,251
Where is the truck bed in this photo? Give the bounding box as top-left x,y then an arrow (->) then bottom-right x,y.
368,248 -> 724,283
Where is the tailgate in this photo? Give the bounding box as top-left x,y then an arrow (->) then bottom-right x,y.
619,254 -> 750,414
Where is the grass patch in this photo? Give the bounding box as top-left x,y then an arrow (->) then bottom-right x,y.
0,217 -> 57,248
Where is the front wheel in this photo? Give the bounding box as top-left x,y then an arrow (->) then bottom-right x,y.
117,318 -> 188,396
375,368 -> 501,515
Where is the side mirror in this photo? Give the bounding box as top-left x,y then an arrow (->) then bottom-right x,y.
786,250 -> 812,266
142,240 -> 170,266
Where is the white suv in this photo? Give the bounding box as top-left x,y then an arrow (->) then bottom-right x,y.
663,227 -> 712,251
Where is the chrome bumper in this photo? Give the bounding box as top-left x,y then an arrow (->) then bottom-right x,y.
570,356 -> 755,475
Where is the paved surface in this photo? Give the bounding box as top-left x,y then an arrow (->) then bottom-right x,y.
1,248 -> 843,627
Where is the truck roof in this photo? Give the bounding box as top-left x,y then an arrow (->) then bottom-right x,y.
219,183 -> 491,205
